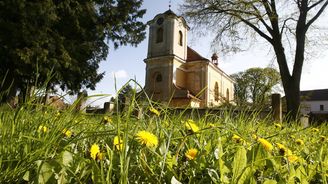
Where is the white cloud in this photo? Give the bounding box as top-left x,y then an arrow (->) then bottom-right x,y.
112,70 -> 129,79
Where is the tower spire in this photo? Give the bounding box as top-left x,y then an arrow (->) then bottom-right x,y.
169,0 -> 171,10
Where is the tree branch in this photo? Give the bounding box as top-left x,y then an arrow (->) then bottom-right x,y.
308,0 -> 325,10
230,13 -> 273,44
306,0 -> 328,29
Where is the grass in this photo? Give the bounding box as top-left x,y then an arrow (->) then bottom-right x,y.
0,98 -> 327,183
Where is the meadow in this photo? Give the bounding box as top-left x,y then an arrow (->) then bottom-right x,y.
0,100 -> 327,184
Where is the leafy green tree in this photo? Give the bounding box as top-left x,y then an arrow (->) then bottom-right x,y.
182,0 -> 328,120
231,67 -> 281,108
0,0 -> 146,103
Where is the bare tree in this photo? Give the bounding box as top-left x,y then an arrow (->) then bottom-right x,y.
181,0 -> 328,121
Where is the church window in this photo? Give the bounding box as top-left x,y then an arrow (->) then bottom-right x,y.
155,73 -> 162,82
178,31 -> 183,46
226,89 -> 230,102
157,17 -> 164,25
214,82 -> 219,101
156,27 -> 163,43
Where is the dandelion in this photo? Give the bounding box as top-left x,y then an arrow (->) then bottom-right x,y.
149,107 -> 160,116
276,143 -> 292,156
258,138 -> 273,152
274,123 -> 282,129
295,139 -> 304,146
38,125 -> 48,133
287,155 -> 299,163
103,116 -> 112,124
312,128 -> 319,132
136,131 -> 158,148
62,128 -> 73,138
97,152 -> 105,161
276,143 -> 298,163
320,135 -> 326,142
90,144 -> 100,160
232,134 -> 244,143
185,120 -> 199,133
185,148 -> 198,160
113,136 -> 123,150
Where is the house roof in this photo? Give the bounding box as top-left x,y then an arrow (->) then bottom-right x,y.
300,89 -> 328,101
186,47 -> 208,62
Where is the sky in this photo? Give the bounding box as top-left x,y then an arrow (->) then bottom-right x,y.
86,0 -> 328,107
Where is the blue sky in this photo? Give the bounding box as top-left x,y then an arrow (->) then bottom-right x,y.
86,0 -> 328,107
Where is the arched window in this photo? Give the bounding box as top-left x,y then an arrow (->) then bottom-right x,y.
226,89 -> 230,102
214,82 -> 219,101
156,27 -> 163,43
155,73 -> 162,82
178,31 -> 183,46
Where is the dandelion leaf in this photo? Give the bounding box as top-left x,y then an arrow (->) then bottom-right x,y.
36,160 -> 54,184
61,150 -> 73,167
171,176 -> 182,184
263,179 -> 278,184
232,146 -> 247,183
237,167 -> 255,184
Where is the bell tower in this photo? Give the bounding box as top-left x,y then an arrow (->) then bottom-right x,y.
144,10 -> 190,103
146,10 -> 189,60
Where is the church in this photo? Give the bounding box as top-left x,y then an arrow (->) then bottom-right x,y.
143,10 -> 235,108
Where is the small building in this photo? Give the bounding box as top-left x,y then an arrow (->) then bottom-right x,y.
143,10 -> 235,108
300,89 -> 328,114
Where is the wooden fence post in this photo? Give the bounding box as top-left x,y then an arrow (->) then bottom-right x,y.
271,93 -> 282,122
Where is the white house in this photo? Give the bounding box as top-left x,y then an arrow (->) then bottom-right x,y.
300,89 -> 328,115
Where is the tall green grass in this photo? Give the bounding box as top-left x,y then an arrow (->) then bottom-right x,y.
0,90 -> 327,183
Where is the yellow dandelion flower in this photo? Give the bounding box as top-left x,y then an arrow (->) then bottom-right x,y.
90,144 -> 100,160
97,152 -> 105,161
276,143 -> 292,156
185,148 -> 198,160
38,125 -> 48,133
287,155 -> 299,163
62,128 -> 73,138
136,131 -> 158,148
113,136 -> 123,150
232,134 -> 244,143
295,139 -> 304,146
320,135 -> 326,142
185,120 -> 199,133
258,138 -> 273,152
274,123 -> 282,129
149,107 -> 160,116
312,128 -> 319,132
103,116 -> 112,124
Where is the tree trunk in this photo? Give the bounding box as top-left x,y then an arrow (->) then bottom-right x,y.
283,78 -> 301,121
273,39 -> 301,122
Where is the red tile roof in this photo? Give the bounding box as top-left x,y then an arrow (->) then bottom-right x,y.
186,47 -> 208,62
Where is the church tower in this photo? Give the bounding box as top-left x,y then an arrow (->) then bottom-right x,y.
144,10 -> 189,102
147,10 -> 189,60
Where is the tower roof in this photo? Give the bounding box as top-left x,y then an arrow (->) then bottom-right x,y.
147,10 -> 190,29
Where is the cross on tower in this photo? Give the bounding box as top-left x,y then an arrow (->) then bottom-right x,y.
169,0 -> 171,10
